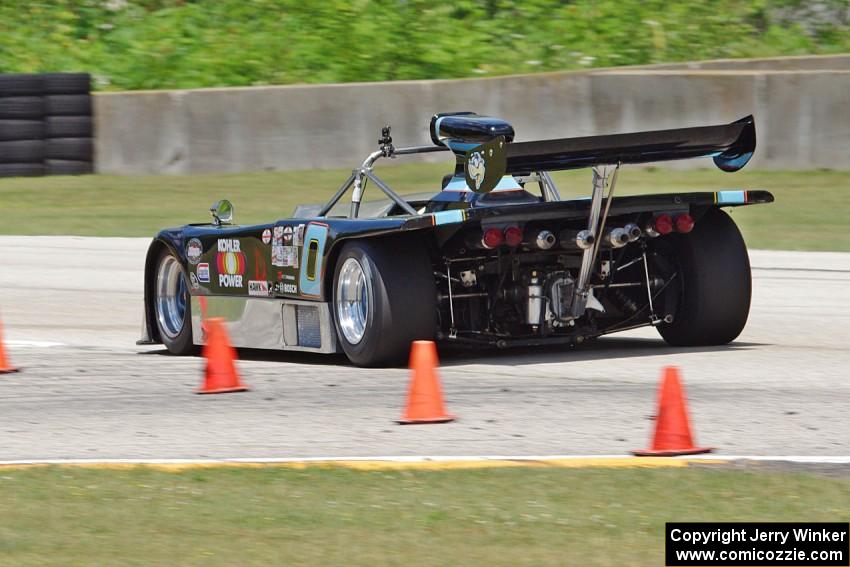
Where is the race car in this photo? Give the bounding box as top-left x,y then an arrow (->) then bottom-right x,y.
139,112 -> 772,366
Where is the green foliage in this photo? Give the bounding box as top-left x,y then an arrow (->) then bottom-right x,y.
0,0 -> 849,90
2,165 -> 849,251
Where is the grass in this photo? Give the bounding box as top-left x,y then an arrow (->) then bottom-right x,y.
0,164 -> 848,251
3,1 -> 849,91
0,465 -> 847,566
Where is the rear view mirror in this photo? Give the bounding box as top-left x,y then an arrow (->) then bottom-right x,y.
210,199 -> 234,226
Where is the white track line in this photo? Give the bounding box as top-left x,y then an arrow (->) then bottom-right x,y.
5,339 -> 67,348
1,455 -> 849,467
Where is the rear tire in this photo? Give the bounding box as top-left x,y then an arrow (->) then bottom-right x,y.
153,250 -> 196,355
332,237 -> 437,366
657,208 -> 751,346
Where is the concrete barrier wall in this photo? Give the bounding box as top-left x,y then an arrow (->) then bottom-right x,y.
94,55 -> 850,174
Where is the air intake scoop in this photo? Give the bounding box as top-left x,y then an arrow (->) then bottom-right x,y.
430,112 -> 515,152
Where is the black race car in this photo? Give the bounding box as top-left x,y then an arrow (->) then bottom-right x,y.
139,112 -> 771,366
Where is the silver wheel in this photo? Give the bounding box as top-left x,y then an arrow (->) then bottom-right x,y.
335,257 -> 370,345
155,254 -> 188,340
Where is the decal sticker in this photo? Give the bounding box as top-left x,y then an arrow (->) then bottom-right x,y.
293,224 -> 305,247
272,244 -> 298,268
464,136 -> 507,193
271,245 -> 284,267
216,239 -> 245,288
186,238 -> 203,265
282,226 -> 293,244
248,280 -> 271,297
276,282 -> 298,295
467,151 -> 486,191
272,226 -> 284,246
261,229 -> 271,245
197,263 -> 210,283
189,272 -> 200,289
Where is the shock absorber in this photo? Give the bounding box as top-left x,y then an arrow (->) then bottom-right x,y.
612,288 -> 638,314
527,271 -> 543,327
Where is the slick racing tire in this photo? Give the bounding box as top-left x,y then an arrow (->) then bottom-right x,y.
153,249 -> 196,355
332,236 -> 437,367
657,207 -> 751,346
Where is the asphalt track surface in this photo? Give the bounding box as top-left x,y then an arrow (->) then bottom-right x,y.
1,236 -> 849,460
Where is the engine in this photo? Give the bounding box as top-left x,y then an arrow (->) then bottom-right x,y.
435,214 -> 691,345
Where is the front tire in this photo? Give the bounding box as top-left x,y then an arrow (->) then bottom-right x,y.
332,237 -> 437,366
657,207 -> 751,346
153,250 -> 196,355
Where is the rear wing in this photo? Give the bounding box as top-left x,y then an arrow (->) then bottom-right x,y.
464,116 -> 756,193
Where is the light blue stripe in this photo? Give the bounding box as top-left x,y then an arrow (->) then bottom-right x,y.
445,140 -> 478,152
444,175 -> 522,191
433,210 -> 466,225
434,116 -> 445,145
717,190 -> 746,204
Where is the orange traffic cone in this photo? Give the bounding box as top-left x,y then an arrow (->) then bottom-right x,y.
197,317 -> 248,394
397,341 -> 454,424
633,366 -> 711,456
0,314 -> 20,374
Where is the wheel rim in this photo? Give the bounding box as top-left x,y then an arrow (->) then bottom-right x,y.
155,255 -> 188,340
336,257 -> 370,345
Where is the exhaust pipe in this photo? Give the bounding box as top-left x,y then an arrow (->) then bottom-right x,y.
560,229 -> 595,250
535,230 -> 556,250
624,223 -> 642,242
604,227 -> 630,248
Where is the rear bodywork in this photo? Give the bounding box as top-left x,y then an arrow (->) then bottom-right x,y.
140,113 -> 772,355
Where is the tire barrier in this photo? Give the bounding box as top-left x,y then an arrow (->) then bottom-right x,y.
0,73 -> 93,178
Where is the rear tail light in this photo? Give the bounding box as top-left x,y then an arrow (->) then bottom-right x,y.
654,214 -> 674,235
504,226 -> 523,247
482,227 -> 504,249
675,213 -> 695,233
